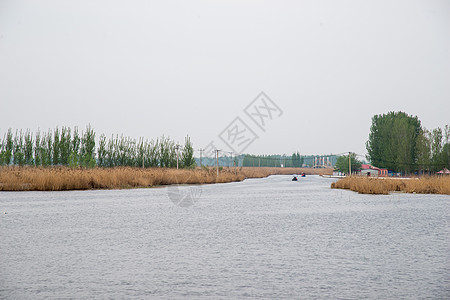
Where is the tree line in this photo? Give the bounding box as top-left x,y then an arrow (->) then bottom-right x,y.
242,152 -> 304,167
0,126 -> 196,169
366,111 -> 449,173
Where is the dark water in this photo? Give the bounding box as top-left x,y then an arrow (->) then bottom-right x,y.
1,175 -> 449,299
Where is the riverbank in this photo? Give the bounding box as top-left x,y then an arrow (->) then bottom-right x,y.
331,176 -> 450,195
0,166 -> 332,191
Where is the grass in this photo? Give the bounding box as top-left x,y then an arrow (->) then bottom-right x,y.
0,166 -> 332,191
331,176 -> 450,195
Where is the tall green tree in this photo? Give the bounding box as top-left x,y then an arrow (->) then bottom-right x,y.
52,127 -> 60,165
0,135 -> 5,165
59,127 -> 72,165
0,129 -> 13,165
431,128 -> 444,171
335,153 -> 361,174
4,129 -> 13,165
13,130 -> 25,166
366,111 -> 421,173
415,128 -> 432,174
97,134 -> 107,167
291,152 -> 304,168
443,125 -> 450,169
181,135 -> 195,168
34,130 -> 42,166
43,130 -> 53,167
80,125 -> 96,168
23,129 -> 34,165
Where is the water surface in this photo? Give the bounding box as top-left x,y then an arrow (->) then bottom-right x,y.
1,175 -> 449,299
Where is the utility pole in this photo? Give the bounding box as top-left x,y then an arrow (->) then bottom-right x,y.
175,144 -> 180,169
215,150 -> 220,177
198,148 -> 203,167
348,152 -> 352,176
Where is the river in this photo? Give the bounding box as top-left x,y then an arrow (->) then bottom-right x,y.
1,175 -> 448,299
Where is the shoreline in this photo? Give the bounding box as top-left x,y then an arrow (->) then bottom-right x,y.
0,166 -> 332,192
331,176 -> 450,195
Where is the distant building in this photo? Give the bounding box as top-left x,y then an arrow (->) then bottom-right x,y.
359,164 -> 388,177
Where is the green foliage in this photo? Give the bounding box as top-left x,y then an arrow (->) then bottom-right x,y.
80,125 -> 96,168
0,139 -> 5,166
335,153 -> 362,174
291,152 -> 304,167
159,136 -> 174,168
72,127 -> 81,156
431,128 -> 445,171
441,143 -> 450,170
52,127 -> 60,165
366,111 -> 422,172
0,130 -> 12,166
97,134 -> 107,167
0,126 -> 197,170
45,130 -> 53,166
34,130 -> 42,166
59,127 -> 72,165
367,112 -> 449,173
0,151 -> 5,166
414,126 -> 449,173
24,130 -> 34,165
13,130 -> 25,166
242,154 -> 305,167
68,151 -> 79,168
2,129 -> 14,165
181,135 -> 196,168
415,128 -> 431,173
42,131 -> 53,167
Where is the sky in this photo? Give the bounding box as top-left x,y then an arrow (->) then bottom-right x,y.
1,0 -> 449,157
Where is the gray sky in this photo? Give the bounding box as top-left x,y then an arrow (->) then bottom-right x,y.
1,0 -> 449,157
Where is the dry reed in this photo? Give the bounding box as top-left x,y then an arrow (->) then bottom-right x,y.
331,176 -> 450,195
0,166 -> 332,191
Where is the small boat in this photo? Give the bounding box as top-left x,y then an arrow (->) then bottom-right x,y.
301,173 -> 306,177
292,176 -> 298,181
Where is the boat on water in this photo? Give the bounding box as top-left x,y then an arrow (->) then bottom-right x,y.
321,175 -> 345,179
292,173 -> 305,181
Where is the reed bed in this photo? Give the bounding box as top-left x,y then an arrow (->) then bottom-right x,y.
0,166 -> 332,191
331,176 -> 450,195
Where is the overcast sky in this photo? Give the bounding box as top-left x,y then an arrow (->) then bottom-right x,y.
1,0 -> 449,157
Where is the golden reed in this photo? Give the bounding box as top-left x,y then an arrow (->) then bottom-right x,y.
331,176 -> 450,195
0,166 -> 332,191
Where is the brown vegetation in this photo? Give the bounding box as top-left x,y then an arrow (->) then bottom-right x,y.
0,166 -> 332,191
331,176 -> 450,195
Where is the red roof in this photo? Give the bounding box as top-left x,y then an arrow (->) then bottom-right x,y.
437,168 -> 450,174
360,164 -> 387,171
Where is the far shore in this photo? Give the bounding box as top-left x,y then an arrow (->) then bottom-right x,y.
0,166 -> 332,192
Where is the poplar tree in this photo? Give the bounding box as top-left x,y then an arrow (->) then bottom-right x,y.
366,111 -> 421,173
181,135 -> 195,168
